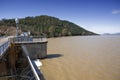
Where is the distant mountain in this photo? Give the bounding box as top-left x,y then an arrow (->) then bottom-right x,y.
0,15 -> 97,37
114,33 -> 120,35
102,33 -> 120,35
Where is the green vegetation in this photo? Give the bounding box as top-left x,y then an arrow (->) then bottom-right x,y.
0,15 -> 96,37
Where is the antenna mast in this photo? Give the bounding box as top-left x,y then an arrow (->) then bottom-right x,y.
15,18 -> 19,37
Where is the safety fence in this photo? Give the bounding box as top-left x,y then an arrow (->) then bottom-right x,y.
0,41 -> 10,56
9,36 -> 47,43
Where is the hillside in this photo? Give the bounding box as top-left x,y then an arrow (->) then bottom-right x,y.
0,15 -> 96,37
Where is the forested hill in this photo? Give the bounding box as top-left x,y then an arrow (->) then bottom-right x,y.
0,15 -> 96,37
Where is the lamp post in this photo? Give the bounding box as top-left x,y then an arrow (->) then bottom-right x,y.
15,18 -> 19,37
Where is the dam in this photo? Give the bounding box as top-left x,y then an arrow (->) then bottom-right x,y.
0,36 -> 47,80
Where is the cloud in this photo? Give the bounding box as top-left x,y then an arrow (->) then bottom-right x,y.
112,10 -> 120,14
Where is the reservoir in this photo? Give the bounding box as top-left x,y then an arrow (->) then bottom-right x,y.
41,36 -> 120,80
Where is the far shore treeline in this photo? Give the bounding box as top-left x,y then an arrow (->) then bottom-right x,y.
0,15 -> 97,37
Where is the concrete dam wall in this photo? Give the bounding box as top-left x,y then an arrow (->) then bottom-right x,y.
0,39 -> 47,80
23,42 -> 47,59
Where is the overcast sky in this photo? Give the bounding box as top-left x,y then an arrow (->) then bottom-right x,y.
0,0 -> 120,34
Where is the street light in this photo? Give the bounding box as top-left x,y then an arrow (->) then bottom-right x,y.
15,18 -> 19,37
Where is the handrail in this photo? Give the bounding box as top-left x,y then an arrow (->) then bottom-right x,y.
0,41 -> 10,56
27,56 -> 40,80
21,45 -> 41,80
9,36 -> 33,43
9,36 -> 47,43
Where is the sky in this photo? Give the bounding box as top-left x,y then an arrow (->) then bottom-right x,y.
0,0 -> 120,34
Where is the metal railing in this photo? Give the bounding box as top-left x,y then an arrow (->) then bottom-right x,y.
9,36 -> 47,43
9,36 -> 33,43
27,56 -> 40,80
33,36 -> 47,42
0,41 -> 10,56
22,45 -> 41,80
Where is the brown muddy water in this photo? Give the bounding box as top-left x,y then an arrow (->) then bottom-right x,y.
41,36 -> 120,80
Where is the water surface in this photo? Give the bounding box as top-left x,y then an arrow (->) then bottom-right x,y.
41,36 -> 120,80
